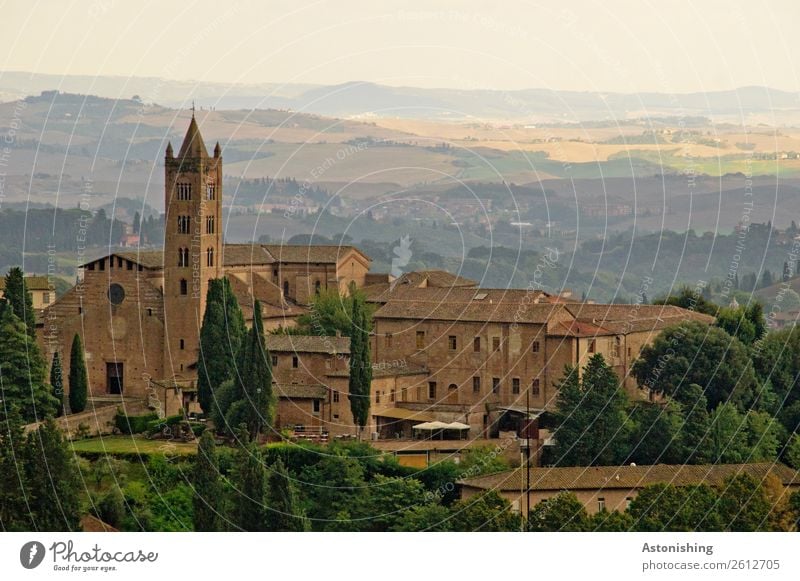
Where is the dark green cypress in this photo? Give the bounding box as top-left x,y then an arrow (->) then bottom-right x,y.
3,267 -> 36,338
49,352 -> 64,417
68,334 -> 88,413
192,431 -> 222,531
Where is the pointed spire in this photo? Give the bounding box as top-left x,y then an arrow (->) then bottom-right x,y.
214,141 -> 221,158
165,141 -> 173,158
177,115 -> 208,159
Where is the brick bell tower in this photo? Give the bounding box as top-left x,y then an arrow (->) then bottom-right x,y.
163,113 -> 223,380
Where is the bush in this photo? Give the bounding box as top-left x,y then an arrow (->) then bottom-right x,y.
115,410 -> 159,435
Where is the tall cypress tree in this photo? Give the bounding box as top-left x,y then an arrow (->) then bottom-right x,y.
231,436 -> 270,531
3,267 -> 36,338
0,404 -> 31,530
68,334 -> 88,413
0,302 -> 57,423
266,458 -> 309,531
234,300 -> 274,441
348,293 -> 370,437
49,352 -> 64,417
192,430 -> 222,531
198,278 -> 245,415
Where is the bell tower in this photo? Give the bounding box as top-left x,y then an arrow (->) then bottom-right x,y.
163,113 -> 223,380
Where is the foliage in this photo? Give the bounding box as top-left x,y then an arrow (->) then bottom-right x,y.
676,383 -> 711,464
348,287 -> 371,434
266,458 -> 309,531
114,410 -> 159,435
49,351 -> 64,417
717,474 -> 772,531
552,356 -> 631,466
628,483 -> 723,531
299,451 -> 366,527
192,431 -> 223,532
351,474 -> 430,532
627,401 -> 684,465
527,492 -> 589,531
632,321 -> 757,411
458,445 -> 511,477
785,433 -> 800,470
235,300 -> 275,440
230,439 -> 270,531
447,490 -> 522,532
708,402 -> 751,463
68,333 -> 88,414
3,267 -> 36,337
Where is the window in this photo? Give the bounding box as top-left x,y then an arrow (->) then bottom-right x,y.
492,377 -> 500,394
206,247 -> 214,267
390,389 -> 395,402
126,260 -> 133,270
448,335 -> 457,350
292,356 -> 299,368
87,262 -> 95,271
333,390 -> 339,403
147,308 -> 152,316
416,331 -> 426,349
271,355 -> 278,366
177,182 -> 192,200
588,339 -> 596,353
180,279 -> 188,295
99,258 -> 105,271
206,183 -> 216,200
428,381 -> 437,399
178,248 -> 189,267
43,292 -> 50,304
532,378 -> 540,396
314,280 -> 321,295
532,340 -> 540,353
628,347 -> 632,357
78,306 -> 82,314
206,215 -> 215,234
612,336 -> 622,357
117,256 -> 123,268
178,215 -> 190,234
492,336 -> 501,351
385,333 -> 393,348
179,339 -> 185,350
448,383 -> 458,392
597,498 -> 606,512
472,376 -> 481,393
512,377 -> 520,395
312,399 -> 321,414
473,337 -> 481,352
333,413 -> 339,420
375,391 -> 381,404
283,280 -> 289,296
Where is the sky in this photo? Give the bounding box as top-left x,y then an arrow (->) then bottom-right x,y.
2,0 -> 799,94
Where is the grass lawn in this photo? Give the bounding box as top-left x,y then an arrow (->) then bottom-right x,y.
70,435 -> 198,457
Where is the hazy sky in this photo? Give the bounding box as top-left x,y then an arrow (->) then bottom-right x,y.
2,0 -> 799,93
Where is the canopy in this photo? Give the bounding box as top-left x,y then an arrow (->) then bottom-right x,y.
413,421 -> 470,431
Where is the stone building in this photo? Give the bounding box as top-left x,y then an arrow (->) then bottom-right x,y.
0,274 -> 55,310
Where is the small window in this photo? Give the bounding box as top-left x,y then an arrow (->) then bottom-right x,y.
206,247 -> 214,267
43,292 -> 50,304
588,339 -> 596,353
472,376 -> 481,393
385,333 -> 393,348
292,356 -> 299,368
532,340 -> 540,353
178,215 -> 191,234
271,355 -> 278,366
416,331 -> 425,349
598,497 -> 606,512
138,264 -> 143,272
448,383 -> 458,391
390,389 -> 395,402
180,279 -> 188,295
126,260 -> 133,270
78,306 -> 83,314
283,280 -> 289,296
147,308 -> 152,316
492,336 -> 501,351
312,399 -> 321,414
473,337 -> 481,352
333,390 -> 340,403
492,377 -> 500,394
428,381 -> 437,399
512,377 -> 520,395
532,378 -> 540,396
179,339 -> 185,350
87,262 -> 95,271
206,183 -> 216,200
376,391 -> 381,404
448,335 -> 457,350
205,215 -> 215,234
99,258 -> 105,271
333,413 -> 339,420
177,182 -> 192,200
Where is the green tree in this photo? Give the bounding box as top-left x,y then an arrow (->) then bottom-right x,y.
0,302 -> 57,422
299,452 -> 366,526
632,321 -> 757,411
353,474 -> 430,532
231,438 -> 270,531
527,492 -> 589,531
628,401 -> 684,465
192,431 -> 223,532
348,290 -> 371,436
653,286 -> 718,316
785,433 -> 800,470
3,267 -> 36,337
448,490 -> 522,532
716,306 -> 757,345
0,406 -> 31,530
744,410 -> 783,461
197,278 -> 245,415
49,351 -> 64,417
708,402 -> 750,463
233,300 -> 274,441
294,288 -> 356,336
552,355 -> 631,466
589,510 -> 634,531
68,333 -> 88,413
393,503 -> 453,531
24,418 -> 82,531
266,458 -> 309,531
677,384 -> 711,464
628,483 -> 723,531
718,474 -> 771,531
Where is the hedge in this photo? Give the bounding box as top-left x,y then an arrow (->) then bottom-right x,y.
115,410 -> 159,435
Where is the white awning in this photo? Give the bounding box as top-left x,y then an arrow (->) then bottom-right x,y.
413,421 -> 470,431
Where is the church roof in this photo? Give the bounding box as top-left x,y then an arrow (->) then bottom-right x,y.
177,114 -> 208,158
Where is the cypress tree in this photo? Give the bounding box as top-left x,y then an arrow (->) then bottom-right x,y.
0,405 -> 31,530
68,334 -> 88,413
0,302 -> 57,423
49,351 -> 64,417
3,267 -> 36,338
266,458 -> 309,531
23,418 -> 81,531
232,300 -> 274,441
198,278 -> 245,415
348,292 -> 370,437
192,430 -> 222,531
231,436 -> 270,531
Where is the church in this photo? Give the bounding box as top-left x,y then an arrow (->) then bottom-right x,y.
39,116 -> 371,417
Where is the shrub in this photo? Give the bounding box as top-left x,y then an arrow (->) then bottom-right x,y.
115,410 -> 159,435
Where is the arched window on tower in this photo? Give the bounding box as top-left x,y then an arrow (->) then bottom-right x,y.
180,279 -> 188,295
176,182 -> 192,201
206,183 -> 216,200
178,248 -> 185,267
178,215 -> 190,234
206,215 -> 215,234
206,247 -> 214,267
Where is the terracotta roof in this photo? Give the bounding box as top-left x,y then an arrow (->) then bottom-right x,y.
0,274 -> 51,291
548,319 -> 612,337
459,463 -> 800,492
265,335 -> 350,355
274,383 -> 328,400
113,251 -> 164,269
223,244 -> 276,266
374,288 -> 564,324
261,244 -> 370,265
364,271 -> 479,303
564,303 -> 715,335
